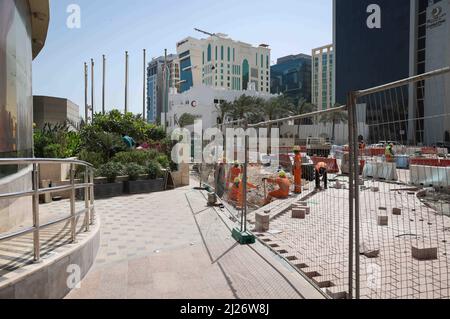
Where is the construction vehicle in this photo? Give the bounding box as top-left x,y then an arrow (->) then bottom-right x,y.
306,137 -> 332,157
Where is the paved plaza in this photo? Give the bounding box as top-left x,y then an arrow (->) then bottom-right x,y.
64,182 -> 322,299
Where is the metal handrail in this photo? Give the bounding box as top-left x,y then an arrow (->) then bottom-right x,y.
0,158 -> 96,263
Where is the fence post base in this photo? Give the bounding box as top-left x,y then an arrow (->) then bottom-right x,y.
232,228 -> 255,245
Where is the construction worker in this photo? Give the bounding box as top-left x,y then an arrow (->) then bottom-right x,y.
385,143 -> 395,163
263,171 -> 291,206
315,162 -> 328,190
293,146 -> 302,194
229,177 -> 257,209
227,161 -> 242,189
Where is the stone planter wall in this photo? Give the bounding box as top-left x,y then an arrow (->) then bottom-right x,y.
124,178 -> 165,195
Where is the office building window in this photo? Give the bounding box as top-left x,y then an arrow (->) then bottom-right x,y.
207,44 -> 211,62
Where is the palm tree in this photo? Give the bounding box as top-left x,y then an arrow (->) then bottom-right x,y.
257,95 -> 293,154
288,98 -> 317,140
319,103 -> 348,143
228,95 -> 261,123
178,113 -> 201,128
215,100 -> 233,129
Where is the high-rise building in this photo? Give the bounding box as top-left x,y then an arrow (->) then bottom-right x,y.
146,54 -> 179,124
312,45 -> 335,110
270,54 -> 312,105
333,0 -> 450,144
176,35 -> 271,94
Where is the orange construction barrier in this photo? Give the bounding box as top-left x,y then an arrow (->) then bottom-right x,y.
410,158 -> 441,167
311,157 -> 339,174
421,147 -> 438,155
439,159 -> 450,167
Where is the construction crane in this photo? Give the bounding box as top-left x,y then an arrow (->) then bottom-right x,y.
194,28 -> 227,39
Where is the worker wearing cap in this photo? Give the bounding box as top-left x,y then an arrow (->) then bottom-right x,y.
293,146 -> 302,194
385,143 -> 395,163
229,177 -> 257,209
263,171 -> 291,205
315,162 -> 328,190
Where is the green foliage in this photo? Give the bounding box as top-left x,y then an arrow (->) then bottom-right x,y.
156,154 -> 170,169
96,162 -> 125,183
34,123 -> 81,158
147,161 -> 163,180
88,110 -> 166,142
178,113 -> 201,128
78,150 -> 105,168
124,163 -> 147,181
112,150 -> 159,166
79,126 -> 125,160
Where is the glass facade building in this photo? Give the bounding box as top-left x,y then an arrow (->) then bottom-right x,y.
271,54 -> 312,105
334,0 -> 448,144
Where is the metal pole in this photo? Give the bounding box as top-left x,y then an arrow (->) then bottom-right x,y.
32,163 -> 40,262
84,167 -> 90,232
347,92 -> 355,299
125,51 -> 129,113
102,54 -> 106,115
70,164 -> 76,242
89,169 -> 95,225
163,49 -> 168,132
143,49 -> 147,121
242,134 -> 249,233
84,62 -> 88,123
350,93 -> 361,299
91,58 -> 95,116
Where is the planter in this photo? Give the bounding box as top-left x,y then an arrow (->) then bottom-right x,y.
76,182 -> 123,200
124,178 -> 164,195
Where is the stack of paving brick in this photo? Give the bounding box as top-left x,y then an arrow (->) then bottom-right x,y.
291,201 -> 310,220
255,211 -> 271,232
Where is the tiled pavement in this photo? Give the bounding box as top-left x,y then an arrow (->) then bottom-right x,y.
260,177 -> 450,299
66,182 -> 323,299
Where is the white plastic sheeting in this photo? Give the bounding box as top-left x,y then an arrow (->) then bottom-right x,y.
410,165 -> 450,187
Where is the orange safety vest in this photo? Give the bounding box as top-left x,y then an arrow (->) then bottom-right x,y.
267,177 -> 291,198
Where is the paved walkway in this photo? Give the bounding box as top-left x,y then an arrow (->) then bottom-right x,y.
66,182 -> 322,299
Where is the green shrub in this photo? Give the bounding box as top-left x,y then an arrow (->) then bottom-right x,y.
96,162 -> 125,183
156,154 -> 170,169
113,150 -> 159,166
78,150 -> 105,168
43,144 -> 63,158
124,163 -> 147,181
147,161 -> 163,180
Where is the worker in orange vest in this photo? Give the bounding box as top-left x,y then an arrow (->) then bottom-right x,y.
263,171 -> 291,206
293,146 -> 302,194
315,162 -> 328,190
227,162 -> 242,189
229,177 -> 258,209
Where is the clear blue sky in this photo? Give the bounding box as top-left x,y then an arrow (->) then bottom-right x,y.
33,0 -> 332,116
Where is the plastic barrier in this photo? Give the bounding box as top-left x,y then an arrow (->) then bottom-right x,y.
410,158 -> 441,167
310,156 -> 340,174
363,161 -> 398,181
365,148 -> 385,157
410,165 -> 450,187
421,147 -> 438,155
395,155 -> 410,169
439,159 -> 450,167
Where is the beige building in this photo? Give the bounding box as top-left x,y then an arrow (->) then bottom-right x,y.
176,35 -> 271,94
312,44 -> 335,110
33,96 -> 80,129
